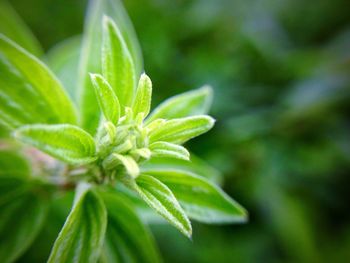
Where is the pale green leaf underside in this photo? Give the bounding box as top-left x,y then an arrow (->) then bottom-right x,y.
48,184 -> 107,263
149,115 -> 215,144
150,141 -> 189,160
143,169 -> 248,224
133,174 -> 192,238
90,73 -> 120,124
147,85 -> 213,123
0,191 -> 48,263
0,0 -> 42,56
14,124 -> 96,165
99,191 -> 161,263
132,73 -> 152,118
0,34 -> 77,130
78,0 -> 142,134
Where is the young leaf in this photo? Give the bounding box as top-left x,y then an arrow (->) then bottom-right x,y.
0,34 -> 77,129
0,149 -> 30,177
0,191 -> 48,263
147,86 -> 213,123
132,73 -> 152,118
48,184 -> 107,263
78,0 -> 143,134
143,169 -> 247,224
99,190 -> 161,263
149,115 -> 215,144
14,124 -> 96,165
103,153 -> 140,178
150,141 -> 190,160
102,15 -> 136,110
0,0 -> 43,56
90,73 -> 120,124
130,174 -> 192,238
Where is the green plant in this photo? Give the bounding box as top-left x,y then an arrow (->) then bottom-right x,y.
0,1 -> 247,262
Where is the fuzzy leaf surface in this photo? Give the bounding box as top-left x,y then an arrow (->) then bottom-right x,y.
14,124 -> 96,164
149,115 -> 215,144
149,141 -> 189,160
132,73 -> 152,118
132,174 -> 192,238
48,184 -> 107,263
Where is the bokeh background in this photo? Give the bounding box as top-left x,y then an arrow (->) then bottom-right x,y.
5,0 -> 350,262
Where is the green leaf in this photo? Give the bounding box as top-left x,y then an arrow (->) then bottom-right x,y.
90,73 -> 120,124
130,174 -> 192,238
132,73 -> 152,118
47,36 -> 81,103
0,34 -> 77,130
149,115 -> 215,144
14,124 -> 96,165
0,191 -> 49,263
78,0 -> 142,134
48,183 -> 107,263
0,0 -> 42,56
99,190 -> 161,263
142,169 -> 247,224
0,149 -> 30,177
149,141 -> 190,160
0,176 -> 28,206
103,153 -> 139,178
102,15 -> 136,110
147,86 -> 212,123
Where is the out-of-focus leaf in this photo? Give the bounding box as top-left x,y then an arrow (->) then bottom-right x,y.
99,190 -> 161,263
149,115 -> 215,144
0,0 -> 42,56
78,0 -> 142,134
102,16 -> 136,110
0,34 -> 77,130
132,73 -> 152,118
46,36 -> 81,103
90,73 -> 120,124
0,149 -> 30,177
131,174 -> 192,238
0,191 -> 49,263
147,86 -> 212,123
48,183 -> 107,263
14,124 -> 96,165
150,141 -> 190,160
144,169 -> 247,224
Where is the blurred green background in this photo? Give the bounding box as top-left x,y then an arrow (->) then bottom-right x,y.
6,0 -> 350,262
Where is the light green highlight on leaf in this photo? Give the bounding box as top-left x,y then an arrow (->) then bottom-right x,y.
150,141 -> 190,160
14,124 -> 96,165
132,73 -> 152,118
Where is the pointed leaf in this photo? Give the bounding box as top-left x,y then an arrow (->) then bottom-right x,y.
14,124 -> 96,164
132,73 -> 152,118
102,16 -> 136,110
99,190 -> 161,263
150,141 -> 189,160
143,169 -> 247,224
79,0 -> 142,134
147,86 -> 212,123
48,184 -> 107,263
131,174 -> 192,238
0,0 -> 42,56
0,34 -> 77,130
0,190 -> 49,263
90,73 -> 120,124
149,115 -> 215,144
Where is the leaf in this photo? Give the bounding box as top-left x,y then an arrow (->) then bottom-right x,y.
147,86 -> 213,123
0,34 -> 77,130
0,0 -> 42,56
149,115 -> 215,144
0,191 -> 49,263
14,124 -> 96,165
102,15 -> 136,110
90,73 -> 120,124
99,190 -> 161,263
130,174 -> 192,238
132,73 -> 152,118
149,141 -> 190,160
142,169 -> 247,224
78,0 -> 142,134
48,183 -> 107,263
47,36 -> 81,103
103,153 -> 139,178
